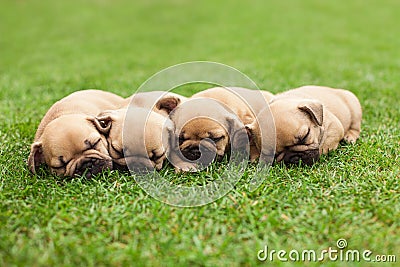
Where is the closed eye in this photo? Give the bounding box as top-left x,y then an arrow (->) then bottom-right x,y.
297,128 -> 310,144
110,142 -> 124,158
92,138 -> 101,148
85,138 -> 101,150
210,136 -> 224,142
149,150 -> 165,162
54,156 -> 70,169
179,135 -> 186,145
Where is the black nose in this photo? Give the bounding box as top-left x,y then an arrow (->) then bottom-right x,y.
182,146 -> 201,161
75,158 -> 110,178
282,149 -> 320,166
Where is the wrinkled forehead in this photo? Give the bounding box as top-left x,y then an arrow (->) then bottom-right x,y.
182,117 -> 227,132
171,98 -> 230,128
270,98 -> 301,112
271,101 -> 311,124
43,120 -> 99,153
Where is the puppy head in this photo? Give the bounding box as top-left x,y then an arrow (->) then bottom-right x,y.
95,107 -> 173,172
269,98 -> 324,165
169,98 -> 249,169
92,109 -> 125,168
28,114 -> 112,178
177,117 -> 229,161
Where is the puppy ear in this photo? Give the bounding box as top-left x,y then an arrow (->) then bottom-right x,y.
244,124 -> 253,143
163,119 -> 176,153
27,141 -> 44,174
226,114 -> 249,151
298,101 -> 323,126
156,96 -> 182,115
88,113 -> 114,134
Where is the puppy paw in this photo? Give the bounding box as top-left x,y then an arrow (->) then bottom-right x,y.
343,130 -> 360,143
174,163 -> 199,173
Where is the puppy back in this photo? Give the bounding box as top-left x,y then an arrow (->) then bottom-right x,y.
34,90 -> 124,140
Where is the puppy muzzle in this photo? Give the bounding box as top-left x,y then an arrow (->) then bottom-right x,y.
182,146 -> 202,161
73,157 -> 113,178
277,148 -> 320,166
181,142 -> 218,162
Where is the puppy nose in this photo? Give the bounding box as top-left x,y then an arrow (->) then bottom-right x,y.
282,149 -> 320,166
182,146 -> 201,161
80,158 -> 97,170
75,158 -> 111,178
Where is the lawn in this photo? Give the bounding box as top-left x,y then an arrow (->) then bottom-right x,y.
0,0 -> 399,266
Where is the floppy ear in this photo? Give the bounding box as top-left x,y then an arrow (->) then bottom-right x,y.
88,113 -> 114,134
162,119 -> 176,154
298,100 -> 323,126
226,114 -> 249,151
244,124 -> 253,143
27,141 -> 44,174
156,96 -> 182,114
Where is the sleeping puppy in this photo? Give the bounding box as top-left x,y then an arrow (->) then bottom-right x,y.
28,90 -> 124,177
96,91 -> 185,171
247,85 -> 362,165
167,98 -> 249,172
95,107 -> 174,172
191,87 -> 274,161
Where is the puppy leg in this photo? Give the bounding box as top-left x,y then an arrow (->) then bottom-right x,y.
344,128 -> 361,143
342,91 -> 362,143
168,150 -> 199,173
320,113 -> 345,154
343,117 -> 362,144
249,145 -> 260,162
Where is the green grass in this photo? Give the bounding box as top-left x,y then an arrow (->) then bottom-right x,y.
1,0 -> 399,266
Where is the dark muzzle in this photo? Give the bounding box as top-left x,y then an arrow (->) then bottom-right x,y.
182,146 -> 202,161
74,158 -> 112,178
280,148 -> 320,166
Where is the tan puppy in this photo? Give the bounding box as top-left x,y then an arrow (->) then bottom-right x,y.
248,85 -> 362,165
168,98 -> 249,172
95,91 -> 186,171
191,87 -> 274,161
95,107 -> 174,172
28,90 -> 124,177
